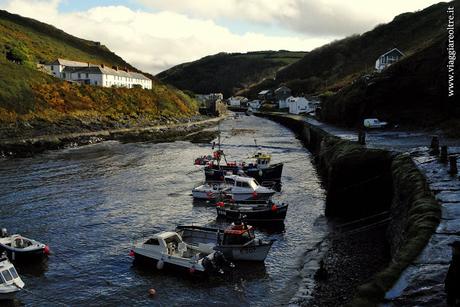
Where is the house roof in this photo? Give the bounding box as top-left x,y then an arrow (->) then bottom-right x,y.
50,58 -> 95,67
275,86 -> 291,93
62,65 -> 151,80
258,90 -> 271,95
379,48 -> 405,58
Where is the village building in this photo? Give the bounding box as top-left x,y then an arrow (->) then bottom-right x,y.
286,96 -> 319,115
274,86 -> 292,108
258,90 -> 273,101
375,48 -> 405,72
227,96 -> 249,107
45,59 -> 152,89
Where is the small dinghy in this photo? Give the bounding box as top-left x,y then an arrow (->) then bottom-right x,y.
192,175 -> 276,201
0,229 -> 50,262
216,200 -> 288,224
131,231 -> 233,275
177,222 -> 274,262
0,253 -> 24,301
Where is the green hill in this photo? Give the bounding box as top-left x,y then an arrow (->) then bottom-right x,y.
238,1 -> 456,99
274,1 -> 453,94
0,10 -> 198,139
320,31 -> 460,132
156,51 -> 307,97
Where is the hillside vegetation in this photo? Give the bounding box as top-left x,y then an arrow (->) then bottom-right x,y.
157,51 -> 306,97
0,10 -> 198,139
274,1 -> 451,94
321,31 -> 460,131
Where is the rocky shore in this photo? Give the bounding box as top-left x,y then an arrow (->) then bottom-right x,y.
0,115 -> 223,157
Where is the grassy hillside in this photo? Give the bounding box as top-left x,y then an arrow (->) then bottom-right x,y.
0,10 -> 198,138
156,51 -> 307,97
273,1 -> 452,95
237,1 -> 455,100
320,30 -> 460,132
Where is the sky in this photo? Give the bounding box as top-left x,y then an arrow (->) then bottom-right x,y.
0,0 -> 443,74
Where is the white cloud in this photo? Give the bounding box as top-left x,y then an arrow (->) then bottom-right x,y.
0,0 -> 334,74
1,0 -> 441,74
138,0 -> 442,36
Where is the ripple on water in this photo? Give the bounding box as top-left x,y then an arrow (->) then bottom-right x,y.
0,115 -> 327,306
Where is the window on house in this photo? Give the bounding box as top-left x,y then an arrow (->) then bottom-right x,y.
62,73 -> 66,78
78,73 -> 81,78
51,66 -> 54,71
86,73 -> 89,78
95,81 -> 98,85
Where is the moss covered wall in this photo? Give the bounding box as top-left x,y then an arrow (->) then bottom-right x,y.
256,112 -> 440,305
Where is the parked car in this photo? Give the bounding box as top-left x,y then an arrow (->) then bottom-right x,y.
363,118 -> 388,129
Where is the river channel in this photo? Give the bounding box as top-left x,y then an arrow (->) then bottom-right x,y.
0,115 -> 327,306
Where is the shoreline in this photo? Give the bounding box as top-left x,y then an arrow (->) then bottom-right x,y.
0,115 -> 224,158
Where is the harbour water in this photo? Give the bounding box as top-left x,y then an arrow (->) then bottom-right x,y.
0,115 -> 327,306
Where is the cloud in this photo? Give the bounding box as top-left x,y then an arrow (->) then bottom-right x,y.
138,0 -> 442,36
1,0 -> 334,74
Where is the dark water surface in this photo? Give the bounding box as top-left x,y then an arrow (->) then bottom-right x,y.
0,115 -> 327,306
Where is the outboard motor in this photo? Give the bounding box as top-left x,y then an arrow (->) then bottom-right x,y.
203,251 -> 234,275
0,228 -> 8,238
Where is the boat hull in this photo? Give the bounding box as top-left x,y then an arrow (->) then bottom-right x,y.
0,245 -> 46,263
205,163 -> 284,183
192,190 -> 217,200
216,242 -> 273,262
132,252 -> 207,276
216,204 -> 288,223
231,191 -> 275,202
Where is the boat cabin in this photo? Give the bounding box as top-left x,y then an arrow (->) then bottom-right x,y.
221,224 -> 255,245
0,254 -> 23,292
224,175 -> 259,191
142,232 -> 199,258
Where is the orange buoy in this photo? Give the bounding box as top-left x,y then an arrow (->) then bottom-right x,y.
148,288 -> 156,297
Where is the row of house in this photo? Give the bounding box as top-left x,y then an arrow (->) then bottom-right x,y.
45,59 -> 153,89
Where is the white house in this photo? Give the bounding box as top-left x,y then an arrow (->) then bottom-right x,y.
275,86 -> 292,108
286,97 -> 319,115
375,48 -> 404,72
228,96 -> 248,107
45,59 -> 152,89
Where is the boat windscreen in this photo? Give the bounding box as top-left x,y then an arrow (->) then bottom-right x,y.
1,269 -> 13,281
9,267 -> 18,279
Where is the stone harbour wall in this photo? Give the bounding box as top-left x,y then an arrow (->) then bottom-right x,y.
256,112 -> 440,305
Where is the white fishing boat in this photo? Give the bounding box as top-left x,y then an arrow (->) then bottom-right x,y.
0,228 -> 50,262
130,231 -> 233,275
192,175 -> 276,201
177,222 -> 274,262
224,175 -> 276,201
0,253 -> 24,301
